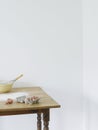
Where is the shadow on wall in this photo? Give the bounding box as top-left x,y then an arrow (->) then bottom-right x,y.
13,81 -> 37,88
84,95 -> 98,130
43,86 -> 82,130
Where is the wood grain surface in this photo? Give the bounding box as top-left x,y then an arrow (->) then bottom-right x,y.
0,87 -> 60,112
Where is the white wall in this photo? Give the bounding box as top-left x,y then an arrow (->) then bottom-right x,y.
83,0 -> 98,130
0,0 -> 82,130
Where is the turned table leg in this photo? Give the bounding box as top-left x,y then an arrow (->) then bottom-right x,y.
43,109 -> 50,130
37,113 -> 42,130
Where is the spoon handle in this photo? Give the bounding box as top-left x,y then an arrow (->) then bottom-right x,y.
14,74 -> 23,81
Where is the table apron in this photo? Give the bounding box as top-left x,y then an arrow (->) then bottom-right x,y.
0,109 -> 49,116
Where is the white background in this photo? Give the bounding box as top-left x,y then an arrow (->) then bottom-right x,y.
0,0 -> 83,130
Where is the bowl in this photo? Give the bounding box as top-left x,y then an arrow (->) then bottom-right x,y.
0,82 -> 13,93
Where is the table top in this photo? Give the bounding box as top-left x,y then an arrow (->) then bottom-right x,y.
0,87 -> 60,112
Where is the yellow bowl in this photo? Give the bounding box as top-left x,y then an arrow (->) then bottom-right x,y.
0,83 -> 13,93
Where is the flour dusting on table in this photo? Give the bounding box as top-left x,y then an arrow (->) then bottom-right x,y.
0,92 -> 29,101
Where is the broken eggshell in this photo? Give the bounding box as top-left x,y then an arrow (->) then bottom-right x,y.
5,98 -> 13,104
16,96 -> 26,103
25,96 -> 40,104
16,95 -> 40,104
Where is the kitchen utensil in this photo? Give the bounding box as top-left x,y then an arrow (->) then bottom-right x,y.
0,74 -> 23,93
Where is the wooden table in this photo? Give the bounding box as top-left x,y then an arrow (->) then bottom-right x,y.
0,87 -> 60,130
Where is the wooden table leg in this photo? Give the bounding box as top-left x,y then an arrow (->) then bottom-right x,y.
43,109 -> 50,130
37,113 -> 42,130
